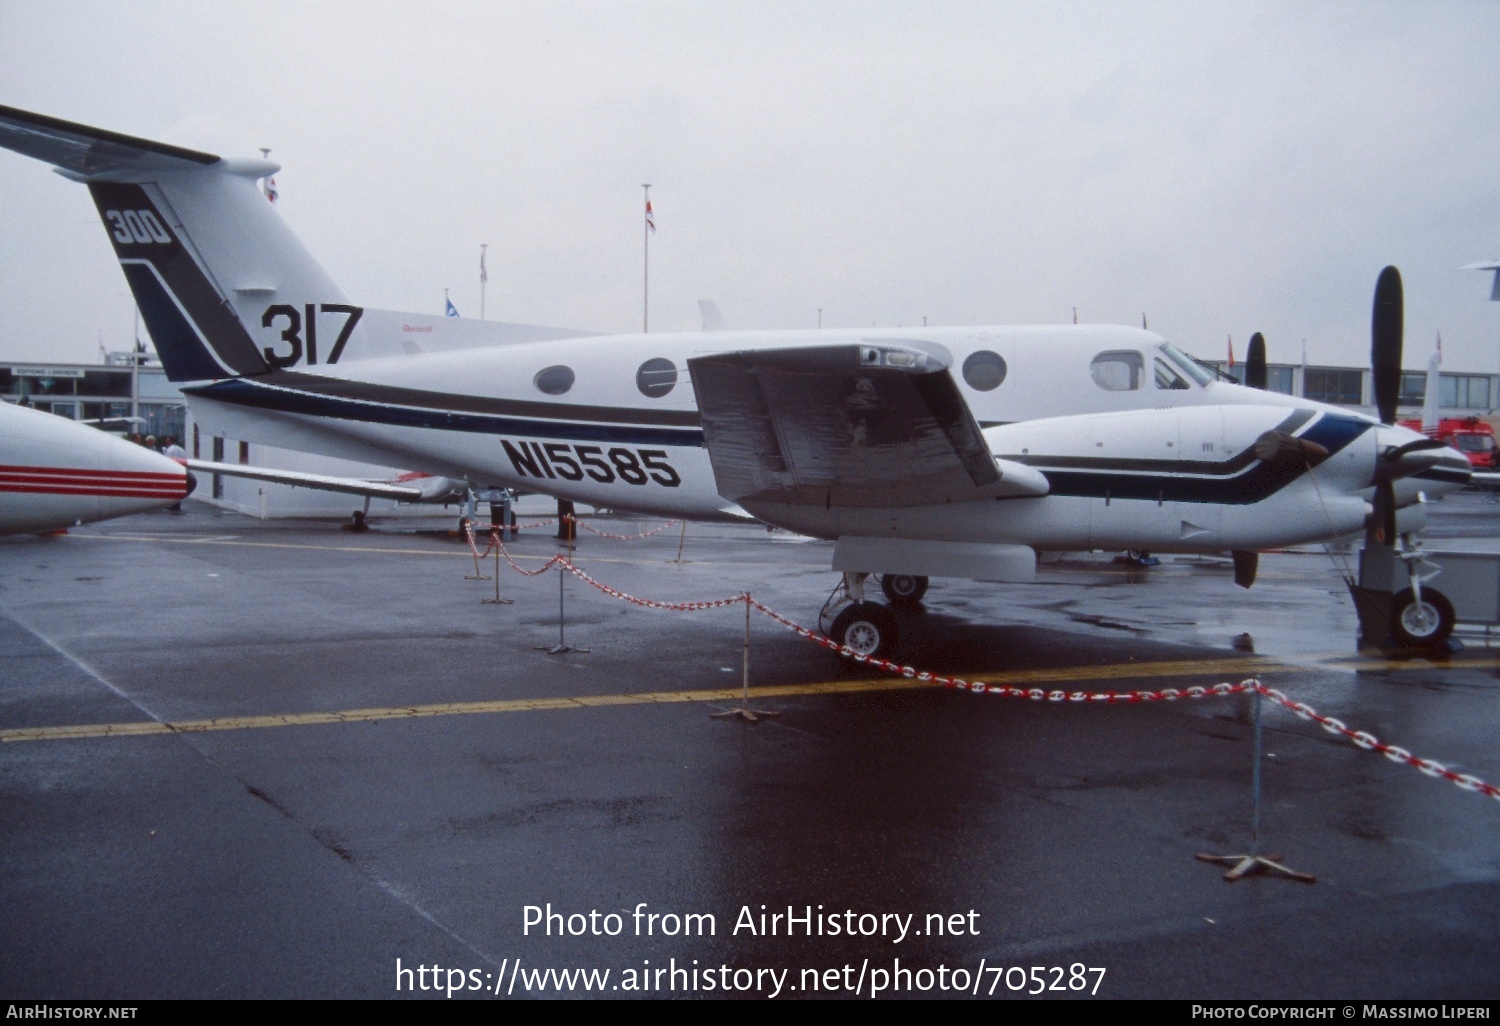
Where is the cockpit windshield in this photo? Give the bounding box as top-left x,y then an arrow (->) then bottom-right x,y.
1158,342 -> 1217,387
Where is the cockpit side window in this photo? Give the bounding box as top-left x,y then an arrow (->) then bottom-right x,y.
1090,350 -> 1144,391
1154,357 -> 1190,389
1158,342 -> 1215,387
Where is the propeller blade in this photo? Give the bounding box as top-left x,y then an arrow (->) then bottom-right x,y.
1245,332 -> 1267,390
1372,266 -> 1403,425
1367,480 -> 1398,547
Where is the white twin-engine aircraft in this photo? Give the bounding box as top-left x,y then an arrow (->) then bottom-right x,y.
0,105 -> 1470,656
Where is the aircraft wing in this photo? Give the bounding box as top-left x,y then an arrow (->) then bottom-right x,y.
184,460 -> 432,502
686,342 -> 1048,509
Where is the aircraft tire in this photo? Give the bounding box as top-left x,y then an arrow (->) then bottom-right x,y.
830,602 -> 899,663
880,574 -> 929,606
1390,587 -> 1455,647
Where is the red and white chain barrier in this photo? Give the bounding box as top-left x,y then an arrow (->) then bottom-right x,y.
464,515 -> 677,540
572,517 -> 680,540
1254,684 -> 1500,800
748,597 -> 1255,702
465,524 -> 1500,803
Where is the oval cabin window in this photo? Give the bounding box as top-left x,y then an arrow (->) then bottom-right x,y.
533,365 -> 575,395
636,358 -> 677,398
1089,350 -> 1144,391
962,350 -> 1007,391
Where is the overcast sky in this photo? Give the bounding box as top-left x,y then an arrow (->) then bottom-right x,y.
2,0 -> 1497,374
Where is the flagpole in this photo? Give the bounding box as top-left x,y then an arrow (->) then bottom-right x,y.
642,184 -> 651,333
480,243 -> 488,321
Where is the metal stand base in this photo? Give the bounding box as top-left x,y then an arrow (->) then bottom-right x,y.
536,644 -> 589,654
1194,852 -> 1316,883
710,705 -> 778,723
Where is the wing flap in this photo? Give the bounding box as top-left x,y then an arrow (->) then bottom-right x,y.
687,343 -> 1047,508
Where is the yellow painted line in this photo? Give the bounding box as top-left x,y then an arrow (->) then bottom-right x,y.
79,533 -> 827,569
6,650 -> 1494,744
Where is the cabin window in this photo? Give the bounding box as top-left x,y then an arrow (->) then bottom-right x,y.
636,358 -> 677,398
1090,350 -> 1143,391
1154,358 -> 1189,389
962,350 -> 1007,391
533,365 -> 575,396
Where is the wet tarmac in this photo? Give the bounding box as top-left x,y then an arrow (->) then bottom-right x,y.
2,493 -> 1498,999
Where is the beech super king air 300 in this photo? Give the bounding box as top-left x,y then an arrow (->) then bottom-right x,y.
0,105 -> 1470,655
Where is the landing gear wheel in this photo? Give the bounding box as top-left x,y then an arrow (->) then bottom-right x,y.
880,574 -> 929,606
1390,587 -> 1455,648
829,602 -> 900,663
350,509 -> 367,531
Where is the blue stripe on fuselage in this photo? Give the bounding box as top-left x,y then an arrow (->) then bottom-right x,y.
1033,412 -> 1372,505
188,377 -> 706,448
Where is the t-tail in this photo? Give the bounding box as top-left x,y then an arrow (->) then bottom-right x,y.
0,105 -> 357,383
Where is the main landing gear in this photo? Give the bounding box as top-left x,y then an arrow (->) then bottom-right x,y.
819,572 -> 928,662
879,573 -> 929,606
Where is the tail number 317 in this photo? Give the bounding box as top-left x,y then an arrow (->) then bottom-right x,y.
261,304 -> 365,367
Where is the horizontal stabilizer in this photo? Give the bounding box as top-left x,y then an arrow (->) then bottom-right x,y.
687,343 -> 1047,508
0,105 -> 221,178
184,460 -> 427,501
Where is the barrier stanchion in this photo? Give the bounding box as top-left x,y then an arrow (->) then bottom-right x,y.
1196,686 -> 1315,883
712,595 -> 778,723
462,519 -> 491,581
670,519 -> 690,564
537,536 -> 588,655
481,530 -> 513,606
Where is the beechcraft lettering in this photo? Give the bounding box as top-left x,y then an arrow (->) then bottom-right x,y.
0,103 -> 1471,658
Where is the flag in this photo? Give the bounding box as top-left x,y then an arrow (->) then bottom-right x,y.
480,249 -> 488,285
446,298 -> 459,317
645,199 -> 656,234
1227,334 -> 1234,368
263,177 -> 278,204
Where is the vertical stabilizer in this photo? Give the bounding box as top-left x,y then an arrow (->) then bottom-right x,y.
0,105 -> 358,383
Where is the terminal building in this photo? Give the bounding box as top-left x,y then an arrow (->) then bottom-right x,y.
4,347 -> 1497,521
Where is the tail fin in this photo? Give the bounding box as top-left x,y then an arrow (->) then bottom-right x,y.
0,105 -> 355,382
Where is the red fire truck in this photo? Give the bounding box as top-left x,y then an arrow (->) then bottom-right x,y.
1398,416 -> 1498,471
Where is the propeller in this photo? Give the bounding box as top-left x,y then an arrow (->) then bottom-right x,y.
1349,266 -> 1407,647
1244,332 -> 1267,390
